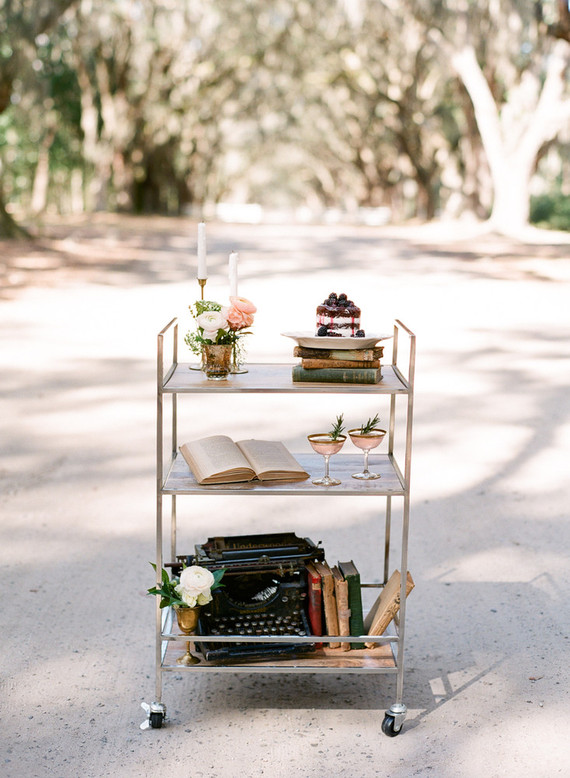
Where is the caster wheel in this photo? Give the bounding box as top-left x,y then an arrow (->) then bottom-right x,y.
150,711 -> 164,729
381,714 -> 401,737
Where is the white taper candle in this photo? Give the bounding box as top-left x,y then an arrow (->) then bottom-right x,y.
197,222 -> 207,279
229,251 -> 239,297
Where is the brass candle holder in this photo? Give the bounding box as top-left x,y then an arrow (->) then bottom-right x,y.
189,277 -> 208,370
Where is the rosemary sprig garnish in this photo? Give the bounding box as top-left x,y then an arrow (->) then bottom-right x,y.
329,414 -> 345,440
360,413 -> 381,434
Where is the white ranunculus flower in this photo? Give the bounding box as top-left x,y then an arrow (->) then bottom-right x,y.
196,311 -> 228,339
179,565 -> 215,597
174,584 -> 198,608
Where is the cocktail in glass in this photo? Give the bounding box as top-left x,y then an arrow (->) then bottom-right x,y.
307,433 -> 346,486
348,428 -> 386,480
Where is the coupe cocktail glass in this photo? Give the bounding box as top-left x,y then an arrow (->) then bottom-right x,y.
307,433 -> 346,486
348,428 -> 386,480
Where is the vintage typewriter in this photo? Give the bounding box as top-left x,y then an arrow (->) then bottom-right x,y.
173,532 -> 325,661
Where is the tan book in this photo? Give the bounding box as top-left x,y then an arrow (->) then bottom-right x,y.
364,570 -> 415,649
332,566 -> 351,652
313,561 -> 340,649
293,346 -> 383,361
301,358 -> 381,370
179,436 -> 309,485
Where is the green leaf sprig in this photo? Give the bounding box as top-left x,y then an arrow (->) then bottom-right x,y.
360,413 -> 381,434
147,562 -> 184,609
192,299 -> 222,316
329,413 -> 345,440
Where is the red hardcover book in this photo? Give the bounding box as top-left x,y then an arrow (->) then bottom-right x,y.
305,562 -> 323,648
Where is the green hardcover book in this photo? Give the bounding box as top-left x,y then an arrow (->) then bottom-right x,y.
293,346 -> 384,361
292,366 -> 382,384
338,560 -> 365,649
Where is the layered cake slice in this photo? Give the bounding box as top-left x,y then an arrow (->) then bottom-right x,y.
316,292 -> 364,337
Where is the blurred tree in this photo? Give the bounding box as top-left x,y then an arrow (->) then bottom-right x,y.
0,0 -> 78,235
314,3 -> 457,219
1,0 -> 568,230
420,0 -> 570,232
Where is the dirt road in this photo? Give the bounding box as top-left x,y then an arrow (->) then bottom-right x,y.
1,217 -> 569,777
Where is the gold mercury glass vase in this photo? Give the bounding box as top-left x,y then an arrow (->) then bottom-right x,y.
201,344 -> 232,380
174,606 -> 201,665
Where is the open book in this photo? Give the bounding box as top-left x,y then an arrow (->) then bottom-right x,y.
179,435 -> 310,485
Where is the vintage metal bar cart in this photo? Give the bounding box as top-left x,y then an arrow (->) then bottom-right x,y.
142,319 -> 415,736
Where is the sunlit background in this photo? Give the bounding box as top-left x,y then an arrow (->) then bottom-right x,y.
1,0 -> 569,238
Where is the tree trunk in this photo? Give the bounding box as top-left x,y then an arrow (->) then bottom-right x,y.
30,130 -> 56,214
451,41 -> 570,234
0,192 -> 30,238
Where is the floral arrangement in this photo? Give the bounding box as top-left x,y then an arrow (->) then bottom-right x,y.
184,297 -> 256,355
148,563 -> 225,609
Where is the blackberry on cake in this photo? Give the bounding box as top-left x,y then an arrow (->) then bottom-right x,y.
316,292 -> 364,337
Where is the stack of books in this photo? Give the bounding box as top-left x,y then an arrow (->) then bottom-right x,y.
291,344 -> 384,385
305,559 -> 366,651
304,561 -> 415,651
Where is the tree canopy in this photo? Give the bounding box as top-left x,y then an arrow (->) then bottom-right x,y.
0,0 -> 568,236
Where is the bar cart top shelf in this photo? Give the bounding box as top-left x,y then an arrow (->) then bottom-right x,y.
163,362 -> 411,394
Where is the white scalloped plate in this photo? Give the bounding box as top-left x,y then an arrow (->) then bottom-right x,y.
281,332 -> 392,349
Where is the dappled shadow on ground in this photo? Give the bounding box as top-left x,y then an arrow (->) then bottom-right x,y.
1,215 -> 569,299
2,338 -> 568,728
1,216 -> 569,772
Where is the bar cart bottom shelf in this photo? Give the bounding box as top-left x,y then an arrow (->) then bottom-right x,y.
163,641 -> 397,672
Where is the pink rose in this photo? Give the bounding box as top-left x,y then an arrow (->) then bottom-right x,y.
229,296 -> 257,314
226,297 -> 256,330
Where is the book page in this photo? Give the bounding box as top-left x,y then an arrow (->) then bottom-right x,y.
180,435 -> 254,484
235,439 -> 309,481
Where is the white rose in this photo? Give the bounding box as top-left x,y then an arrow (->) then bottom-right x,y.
197,591 -> 212,606
179,565 -> 215,598
196,311 -> 228,339
174,584 -> 198,608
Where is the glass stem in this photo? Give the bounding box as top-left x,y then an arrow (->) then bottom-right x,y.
363,449 -> 370,474
323,454 -> 330,479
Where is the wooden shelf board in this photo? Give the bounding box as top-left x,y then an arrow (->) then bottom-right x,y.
162,451 -> 406,496
163,641 -> 396,672
163,363 -> 410,395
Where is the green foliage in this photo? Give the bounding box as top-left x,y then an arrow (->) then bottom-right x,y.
360,413 -> 381,434
530,192 -> 570,231
329,414 -> 345,440
0,0 -> 568,226
193,300 -> 222,316
183,332 -> 203,356
147,563 -> 184,609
